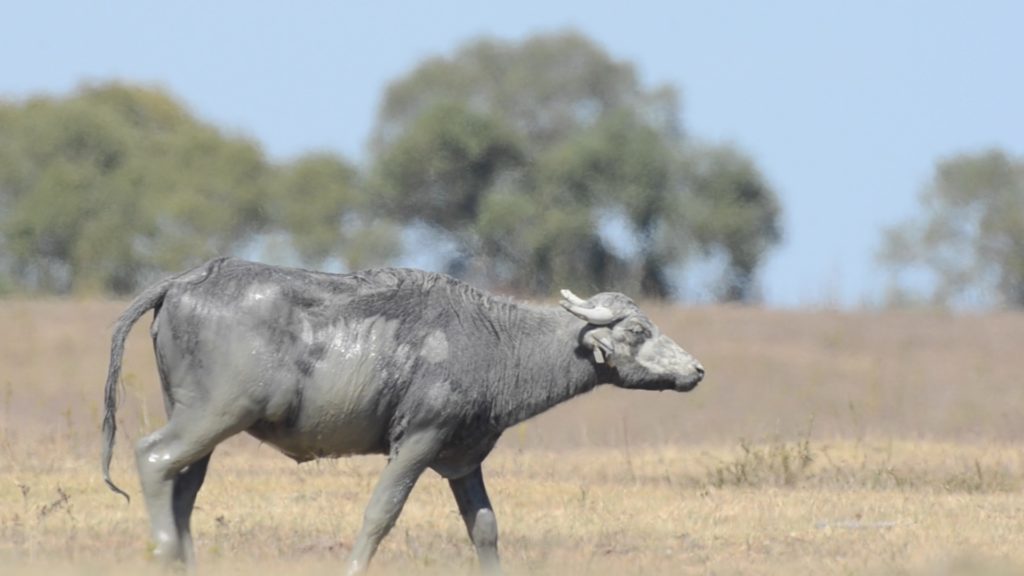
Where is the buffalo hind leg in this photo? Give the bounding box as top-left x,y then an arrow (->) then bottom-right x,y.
136,415 -> 245,567
449,466 -> 501,574
344,429 -> 444,576
173,453 -> 211,569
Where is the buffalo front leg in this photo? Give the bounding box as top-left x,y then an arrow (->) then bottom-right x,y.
449,466 -> 500,574
344,430 -> 443,576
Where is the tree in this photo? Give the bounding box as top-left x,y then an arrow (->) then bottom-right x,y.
0,82 -> 401,295
0,83 -> 272,294
271,152 -> 400,270
370,31 -> 781,301
683,144 -> 783,302
371,32 -> 681,155
880,149 -> 1024,308
374,102 -> 525,234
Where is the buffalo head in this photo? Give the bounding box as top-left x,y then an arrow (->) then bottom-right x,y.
560,289 -> 705,392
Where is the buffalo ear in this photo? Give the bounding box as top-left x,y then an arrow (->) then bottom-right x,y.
581,328 -> 615,365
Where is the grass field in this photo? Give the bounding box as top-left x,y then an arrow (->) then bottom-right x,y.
2,300 -> 1024,574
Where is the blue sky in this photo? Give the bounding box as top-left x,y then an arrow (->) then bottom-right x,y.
3,1 -> 1022,307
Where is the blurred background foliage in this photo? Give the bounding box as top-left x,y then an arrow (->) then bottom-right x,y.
3,31 -> 1015,307
880,149 -> 1024,309
0,31 -> 782,302
370,32 -> 780,301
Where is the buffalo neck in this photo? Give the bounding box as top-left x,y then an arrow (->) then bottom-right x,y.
487,305 -> 603,430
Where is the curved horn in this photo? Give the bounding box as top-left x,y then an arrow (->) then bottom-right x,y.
559,303 -> 618,325
560,289 -> 588,307
569,305 -> 617,325
559,288 -> 621,325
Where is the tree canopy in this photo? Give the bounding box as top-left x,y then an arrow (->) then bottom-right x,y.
880,149 -> 1024,308
370,31 -> 782,300
0,83 -> 392,295
0,32 -> 783,302
0,84 -> 271,294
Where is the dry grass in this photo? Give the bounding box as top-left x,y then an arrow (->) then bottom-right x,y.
2,299 -> 1024,574
3,436 -> 1024,575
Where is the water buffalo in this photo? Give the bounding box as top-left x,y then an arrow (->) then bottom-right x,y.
102,257 -> 704,574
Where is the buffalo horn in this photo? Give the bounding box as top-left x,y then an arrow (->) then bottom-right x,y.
559,289 -> 618,325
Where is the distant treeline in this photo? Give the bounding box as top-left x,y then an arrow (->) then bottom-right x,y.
0,32 -> 785,301
54,29 -> 1024,307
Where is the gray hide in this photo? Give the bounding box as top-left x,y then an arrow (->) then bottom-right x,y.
101,257 -> 704,575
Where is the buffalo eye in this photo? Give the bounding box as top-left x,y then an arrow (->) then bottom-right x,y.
623,322 -> 652,343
